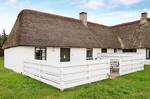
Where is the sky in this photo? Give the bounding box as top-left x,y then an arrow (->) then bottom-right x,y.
0,0 -> 150,34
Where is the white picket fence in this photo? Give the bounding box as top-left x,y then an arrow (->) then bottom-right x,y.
101,53 -> 144,59
23,53 -> 145,90
119,58 -> 144,75
23,59 -> 110,90
101,53 -> 144,75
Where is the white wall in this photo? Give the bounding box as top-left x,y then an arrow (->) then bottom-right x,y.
4,47 -> 34,73
49,48 -> 114,64
47,48 -> 60,65
114,48 -> 150,65
107,49 -> 114,53
4,47 -> 115,73
137,49 -> 146,57
9,46 -> 148,74
138,48 -> 150,65
70,48 -> 86,63
93,48 -> 101,60
4,47 -> 62,73
93,48 -> 114,59
117,49 -> 122,53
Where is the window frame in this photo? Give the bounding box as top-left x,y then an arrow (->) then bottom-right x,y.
102,48 -> 107,53
35,47 -> 47,60
122,49 -> 137,53
146,49 -> 150,59
60,48 -> 70,62
86,48 -> 93,60
114,49 -> 117,53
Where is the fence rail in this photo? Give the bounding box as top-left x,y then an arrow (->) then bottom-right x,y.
23,59 -> 110,90
23,53 -> 145,90
101,53 -> 144,75
119,58 -> 144,75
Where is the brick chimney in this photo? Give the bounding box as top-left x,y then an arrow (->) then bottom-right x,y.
79,12 -> 87,26
140,12 -> 148,25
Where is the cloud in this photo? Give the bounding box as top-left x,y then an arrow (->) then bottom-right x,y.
75,0 -> 144,9
84,0 -> 105,9
8,0 -> 17,3
110,0 -> 143,6
72,0 -> 105,9
88,8 -> 150,26
5,0 -> 17,5
106,0 -> 144,8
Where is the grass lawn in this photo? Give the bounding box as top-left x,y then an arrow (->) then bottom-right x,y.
0,57 -> 150,99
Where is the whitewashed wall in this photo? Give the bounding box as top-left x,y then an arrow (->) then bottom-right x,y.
106,48 -> 149,65
4,47 -> 145,90
4,47 -> 34,73
47,48 -> 114,64
138,49 -> 150,65
5,47 -> 147,75
70,48 -> 86,63
4,47 -> 62,73
4,47 -> 114,73
93,48 -> 114,60
93,48 -> 101,60
107,49 -> 114,53
46,48 -> 60,65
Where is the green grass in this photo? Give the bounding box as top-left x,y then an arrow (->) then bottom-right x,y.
0,57 -> 150,99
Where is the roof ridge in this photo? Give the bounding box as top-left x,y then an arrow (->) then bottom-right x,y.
19,9 -> 109,27
19,9 -> 150,28
111,18 -> 150,28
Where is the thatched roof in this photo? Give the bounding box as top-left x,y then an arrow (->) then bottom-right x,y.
3,9 -> 120,49
111,19 -> 150,49
2,9 -> 150,49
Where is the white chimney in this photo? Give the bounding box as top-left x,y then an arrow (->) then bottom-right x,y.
79,12 -> 87,26
140,12 -> 148,25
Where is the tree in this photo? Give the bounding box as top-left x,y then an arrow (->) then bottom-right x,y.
2,29 -> 7,46
0,33 -> 2,48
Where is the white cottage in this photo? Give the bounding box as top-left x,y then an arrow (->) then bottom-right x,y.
2,9 -> 149,90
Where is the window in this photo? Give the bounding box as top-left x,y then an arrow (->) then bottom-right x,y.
122,49 -> 137,53
114,49 -> 117,53
102,48 -> 107,53
60,48 -> 70,62
35,48 -> 46,60
146,49 -> 150,59
86,48 -> 93,60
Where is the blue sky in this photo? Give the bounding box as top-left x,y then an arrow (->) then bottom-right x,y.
0,0 -> 150,34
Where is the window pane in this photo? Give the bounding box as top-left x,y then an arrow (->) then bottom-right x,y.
146,49 -> 150,59
35,48 -> 46,60
86,48 -> 93,60
114,49 -> 117,53
102,48 -> 107,53
60,48 -> 70,62
123,49 -> 137,53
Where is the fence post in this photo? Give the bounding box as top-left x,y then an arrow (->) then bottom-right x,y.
39,62 -> 42,81
119,59 -> 121,75
60,64 -> 64,91
88,64 -> 91,83
22,61 -> 25,75
107,59 -> 110,78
